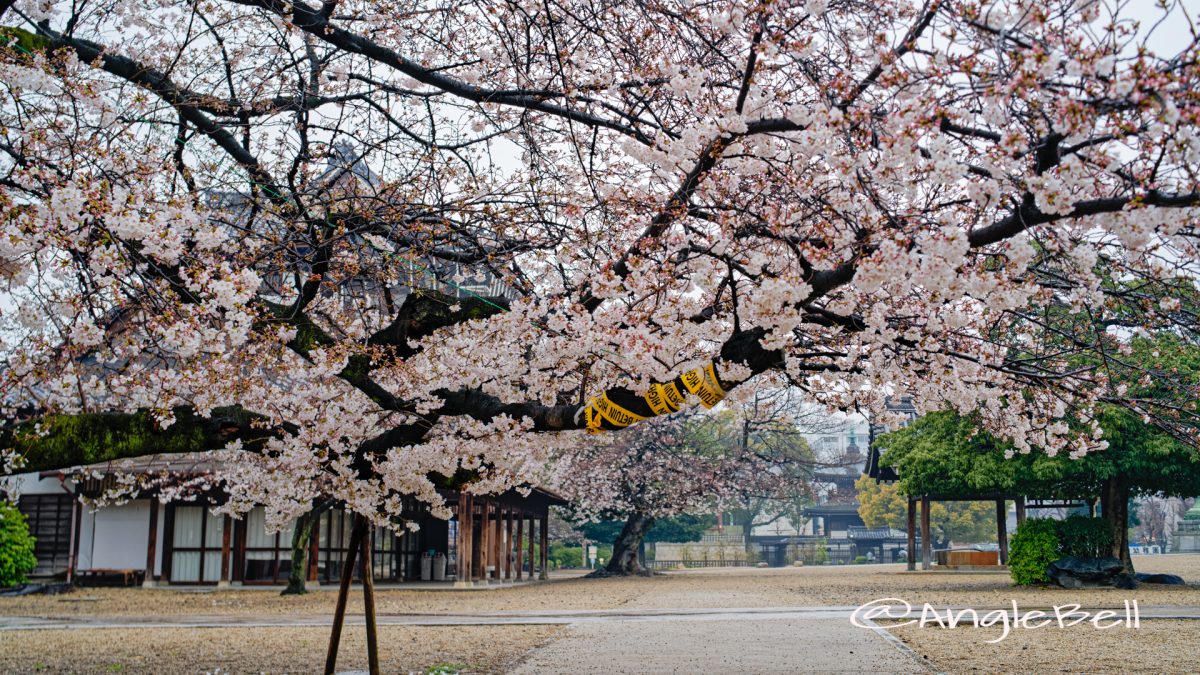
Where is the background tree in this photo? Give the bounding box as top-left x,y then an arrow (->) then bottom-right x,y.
718,388 -> 826,552
578,514 -> 716,556
854,475 -> 996,545
876,348 -> 1200,573
560,410 -> 791,576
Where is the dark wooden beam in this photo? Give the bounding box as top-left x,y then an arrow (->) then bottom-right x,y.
514,515 -> 524,581
144,499 -> 160,586
219,514 -> 233,587
906,498 -> 916,572
997,500 -> 1009,565
539,514 -> 549,580
920,496 -> 931,571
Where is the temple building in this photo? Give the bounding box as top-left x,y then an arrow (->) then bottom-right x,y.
11,454 -> 562,587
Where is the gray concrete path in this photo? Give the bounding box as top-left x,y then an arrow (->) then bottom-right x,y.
511,617 -> 928,674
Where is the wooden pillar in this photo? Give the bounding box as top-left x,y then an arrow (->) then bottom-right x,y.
144,499 -> 160,587
920,496 -> 931,571
233,513 -> 248,583
515,515 -> 525,581
539,513 -> 549,580
527,516 -> 536,579
478,499 -> 491,582
1015,496 -> 1027,528
906,498 -> 916,572
455,496 -> 465,581
218,514 -> 233,588
307,516 -> 320,585
67,498 -> 82,585
505,508 -> 514,581
997,500 -> 1009,565
473,499 -> 484,582
491,504 -> 502,582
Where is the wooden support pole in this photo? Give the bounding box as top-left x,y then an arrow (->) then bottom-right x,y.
67,498 -> 82,585
539,513 -> 549,580
491,504 -> 502,582
324,517 -> 363,675
455,494 -> 470,584
997,500 -> 1009,566
906,498 -> 916,572
144,499 -> 160,587
219,514 -> 233,588
308,517 -> 320,584
920,496 -> 931,571
530,516 -> 540,576
359,516 -> 380,675
1015,496 -> 1027,528
515,515 -> 525,581
479,499 -> 491,582
505,508 -> 514,581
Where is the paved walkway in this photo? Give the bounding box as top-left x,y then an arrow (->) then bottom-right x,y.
511,617 -> 927,674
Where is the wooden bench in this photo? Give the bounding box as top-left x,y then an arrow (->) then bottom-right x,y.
76,568 -> 145,587
935,549 -> 1000,568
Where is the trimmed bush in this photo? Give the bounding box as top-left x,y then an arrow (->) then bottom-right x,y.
1055,515 -> 1112,559
1009,518 -> 1059,585
0,501 -> 38,588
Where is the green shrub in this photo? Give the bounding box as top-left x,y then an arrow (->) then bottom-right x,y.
1008,518 -> 1059,585
853,555 -> 868,564
0,501 -> 38,587
1055,515 -> 1112,559
547,543 -> 582,569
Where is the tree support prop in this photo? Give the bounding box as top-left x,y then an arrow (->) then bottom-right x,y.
324,514 -> 380,675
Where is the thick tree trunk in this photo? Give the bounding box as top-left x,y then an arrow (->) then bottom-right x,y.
1100,477 -> 1133,573
281,510 -> 318,596
600,512 -> 656,576
742,519 -> 754,554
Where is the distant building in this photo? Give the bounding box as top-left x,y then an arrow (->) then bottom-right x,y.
11,456 -> 561,587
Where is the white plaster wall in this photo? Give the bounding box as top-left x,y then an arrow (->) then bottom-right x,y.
80,501 -> 151,571
5,471 -> 72,496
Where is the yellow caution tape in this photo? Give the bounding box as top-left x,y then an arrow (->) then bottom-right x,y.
590,392 -> 647,429
583,401 -> 604,432
644,381 -> 685,416
680,361 -> 726,409
583,362 -> 726,432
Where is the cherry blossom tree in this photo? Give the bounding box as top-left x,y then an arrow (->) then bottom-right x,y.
0,0 -> 1198,533
556,408 -> 794,575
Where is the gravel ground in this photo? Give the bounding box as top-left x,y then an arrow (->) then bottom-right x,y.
0,624 -> 561,674
891,620 -> 1200,673
5,555 -> 1199,619
2,555 -> 1198,673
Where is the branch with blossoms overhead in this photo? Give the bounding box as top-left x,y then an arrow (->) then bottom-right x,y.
1,0 -> 1199,524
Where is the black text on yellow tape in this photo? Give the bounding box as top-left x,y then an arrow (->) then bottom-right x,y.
644,382 -> 685,416
680,362 -> 726,408
589,392 -> 647,429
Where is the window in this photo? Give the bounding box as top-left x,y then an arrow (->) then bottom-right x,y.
315,509 -> 400,583
17,494 -> 73,576
169,506 -> 225,583
242,508 -> 295,583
